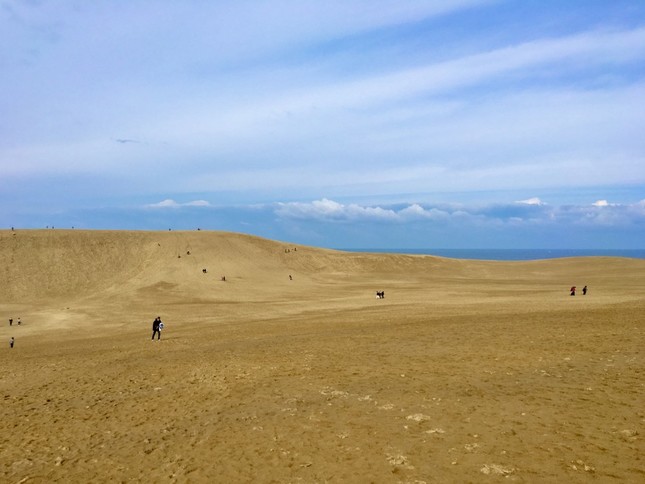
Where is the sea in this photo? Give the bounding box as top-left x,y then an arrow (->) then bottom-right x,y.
338,248 -> 645,261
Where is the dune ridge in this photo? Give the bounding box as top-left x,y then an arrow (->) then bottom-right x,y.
1,229 -> 643,482
0,230 -> 440,301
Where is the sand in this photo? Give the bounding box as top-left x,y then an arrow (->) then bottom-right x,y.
0,229 -> 643,483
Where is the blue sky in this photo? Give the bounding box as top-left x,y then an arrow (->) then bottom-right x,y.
1,0 -> 643,248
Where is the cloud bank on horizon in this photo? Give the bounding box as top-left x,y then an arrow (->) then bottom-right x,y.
1,0 -> 643,248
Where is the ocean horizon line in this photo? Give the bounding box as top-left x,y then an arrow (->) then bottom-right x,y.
337,248 -> 645,261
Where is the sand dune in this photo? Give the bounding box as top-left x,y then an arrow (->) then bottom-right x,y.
1,229 -> 643,482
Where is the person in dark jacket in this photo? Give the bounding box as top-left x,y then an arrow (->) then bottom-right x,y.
152,317 -> 161,340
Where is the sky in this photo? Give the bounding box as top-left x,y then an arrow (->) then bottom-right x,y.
1,0 -> 644,249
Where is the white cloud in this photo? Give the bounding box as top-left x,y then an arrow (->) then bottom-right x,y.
273,198 -> 645,229
399,204 -> 452,221
275,198 -> 399,221
184,200 -> 211,207
517,197 -> 544,206
591,200 -> 626,208
147,199 -> 180,208
275,199 -> 482,223
146,199 -> 211,209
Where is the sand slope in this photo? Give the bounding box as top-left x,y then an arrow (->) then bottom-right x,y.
1,230 -> 643,482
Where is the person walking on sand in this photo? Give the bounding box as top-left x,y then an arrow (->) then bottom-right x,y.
570,286 -> 576,296
582,285 -> 588,295
9,318 -> 12,326
10,337 -> 14,348
152,316 -> 161,340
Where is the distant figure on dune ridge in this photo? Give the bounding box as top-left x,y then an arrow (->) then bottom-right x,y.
152,316 -> 162,340
582,285 -> 588,295
570,286 -> 576,296
10,337 -> 14,348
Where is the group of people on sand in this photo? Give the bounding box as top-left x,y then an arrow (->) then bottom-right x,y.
376,291 -> 385,299
201,268 -> 227,281
570,285 -> 588,296
7,317 -> 21,348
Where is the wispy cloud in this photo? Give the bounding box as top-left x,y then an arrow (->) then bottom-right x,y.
0,1 -> 643,249
145,199 -> 211,209
517,198 -> 545,206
